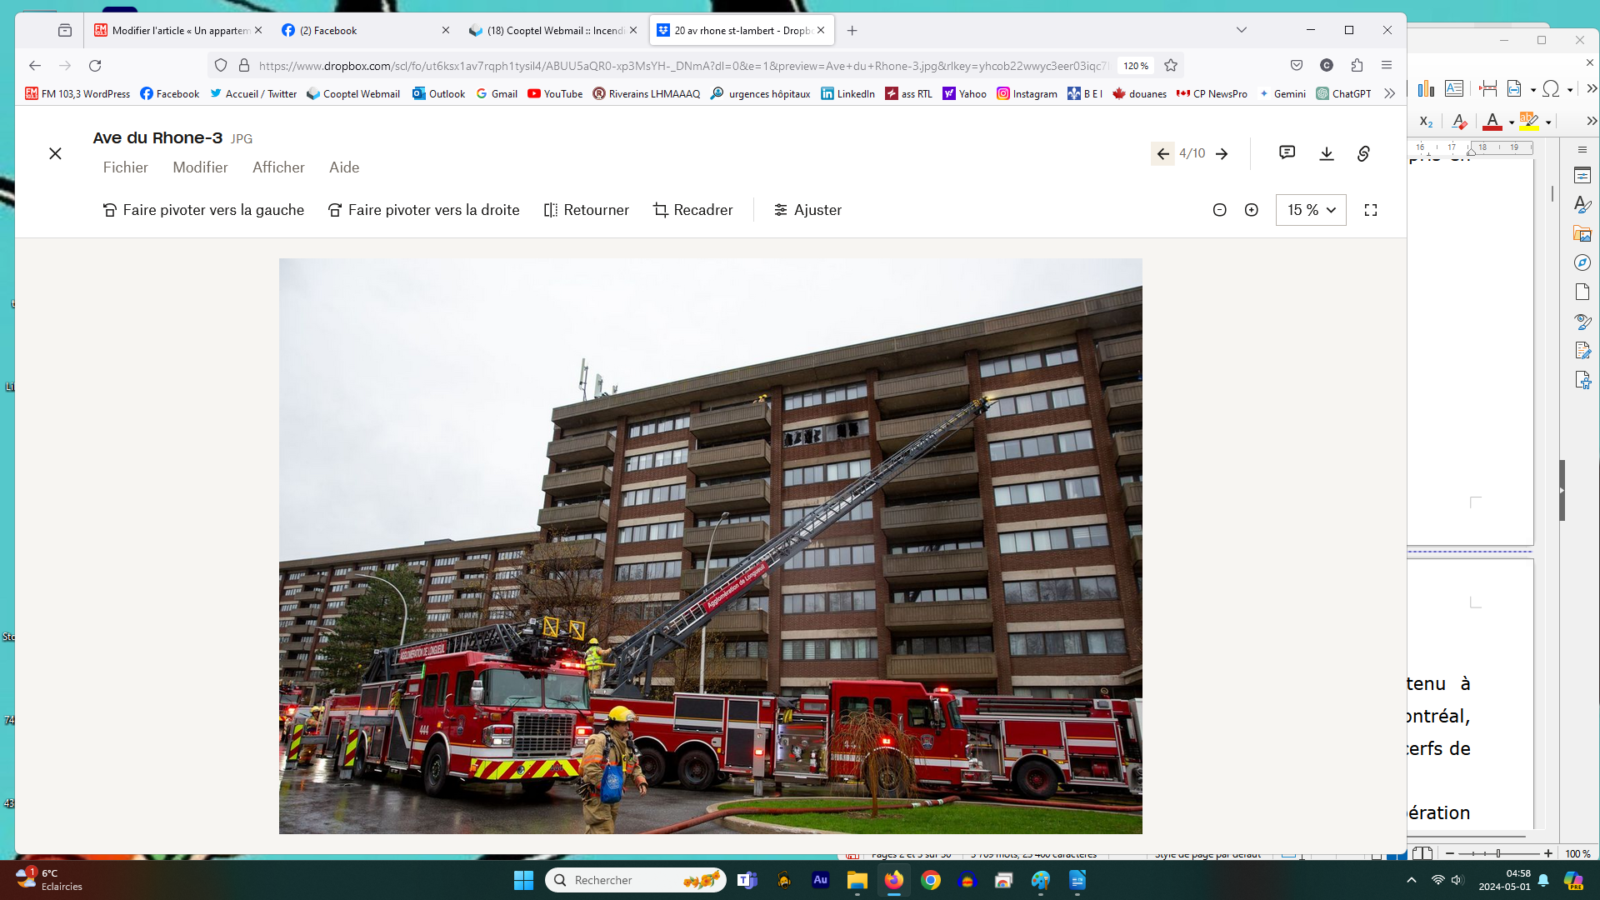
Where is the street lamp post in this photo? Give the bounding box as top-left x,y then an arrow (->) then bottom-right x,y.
699,511 -> 730,693
348,572 -> 410,647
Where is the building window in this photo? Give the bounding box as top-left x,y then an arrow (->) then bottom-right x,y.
330,583 -> 349,592
458,591 -> 484,601
464,552 -> 491,561
384,562 -> 401,570
494,570 -> 521,581
979,345 -> 1080,378
491,588 -> 520,600
722,640 -> 769,658
893,634 -> 993,655
279,603 -> 297,612
783,590 -> 875,613
279,634 -> 291,643
783,458 -> 869,487
552,531 -> 606,543
1008,629 -> 1127,656
782,638 -> 877,660
434,556 -> 459,566
617,601 -> 673,620
784,544 -> 875,570
1003,576 -> 1119,603
285,571 -> 306,580
784,382 -> 867,410
409,559 -> 427,568
487,609 -> 514,620
998,525 -> 1109,554
619,521 -> 685,544
430,574 -> 456,585
624,447 -> 689,472
627,414 -> 691,438
889,539 -> 981,555
283,588 -> 301,597
984,386 -> 1087,420
696,512 -> 767,527
693,555 -> 743,570
325,600 -> 345,610
279,619 -> 292,628
783,500 -> 872,527
498,548 -> 524,561
622,483 -> 687,506
721,595 -> 769,612
782,419 -> 866,448
993,475 -> 1101,507
332,566 -> 352,576
989,429 -> 1095,462
321,617 -> 337,626
891,586 -> 988,603
359,564 -> 378,572
614,560 -> 683,582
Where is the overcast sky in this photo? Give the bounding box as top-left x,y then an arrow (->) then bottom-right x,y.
280,258 -> 1141,560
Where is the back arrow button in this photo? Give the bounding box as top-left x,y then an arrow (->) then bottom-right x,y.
28,60 -> 39,70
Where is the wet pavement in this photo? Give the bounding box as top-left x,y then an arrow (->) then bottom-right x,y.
279,752 -> 774,835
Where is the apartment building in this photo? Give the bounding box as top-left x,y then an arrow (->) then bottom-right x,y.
278,531 -> 542,700
540,287 -> 1143,699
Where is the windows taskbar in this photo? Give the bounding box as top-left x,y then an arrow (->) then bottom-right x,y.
6,858 -> 1585,897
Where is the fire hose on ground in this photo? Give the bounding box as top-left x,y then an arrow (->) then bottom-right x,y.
935,788 -> 1142,813
640,795 -> 962,834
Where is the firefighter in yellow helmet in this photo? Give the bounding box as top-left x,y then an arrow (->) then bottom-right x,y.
584,637 -> 615,691
578,705 -> 649,834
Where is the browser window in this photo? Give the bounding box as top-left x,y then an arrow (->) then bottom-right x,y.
6,4 -> 1586,884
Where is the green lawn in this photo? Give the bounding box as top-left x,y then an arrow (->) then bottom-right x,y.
718,797 -> 1141,835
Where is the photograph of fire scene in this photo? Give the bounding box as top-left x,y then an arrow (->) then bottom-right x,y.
279,258 -> 1144,835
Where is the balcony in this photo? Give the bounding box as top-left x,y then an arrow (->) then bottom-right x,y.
445,616 -> 481,630
286,623 -> 314,637
884,599 -> 994,633
875,366 -> 971,415
1113,430 -> 1143,468
882,548 -> 989,587
718,657 -> 769,682
289,590 -> 324,604
886,653 -> 998,682
1121,481 -> 1142,517
687,440 -> 771,478
877,409 -> 975,453
684,520 -> 770,555
690,403 -> 771,442
341,585 -> 368,598
682,567 -> 769,593
281,641 -> 310,653
543,465 -> 612,500
685,479 -> 770,515
295,573 -> 327,588
880,452 -> 979,498
530,538 -> 606,565
881,498 -> 984,540
1105,382 -> 1142,423
1130,534 -> 1142,571
456,557 -> 489,574
1096,335 -> 1142,378
708,609 -> 769,636
547,431 -> 616,467
538,499 -> 610,532
449,594 -> 483,611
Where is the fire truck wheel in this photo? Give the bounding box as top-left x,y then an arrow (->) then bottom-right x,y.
422,743 -> 456,798
676,748 -> 717,791
873,756 -> 907,798
636,746 -> 667,787
520,780 -> 553,797
1012,758 -> 1060,801
350,743 -> 367,780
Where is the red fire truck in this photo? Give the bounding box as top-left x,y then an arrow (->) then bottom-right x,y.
954,694 -> 1143,800
278,686 -> 303,736
320,622 -> 592,797
596,679 -> 982,795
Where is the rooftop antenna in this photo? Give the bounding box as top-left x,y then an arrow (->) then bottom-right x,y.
577,358 -> 589,401
595,374 -> 604,397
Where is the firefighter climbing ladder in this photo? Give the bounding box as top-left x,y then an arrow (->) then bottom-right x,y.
603,397 -> 992,698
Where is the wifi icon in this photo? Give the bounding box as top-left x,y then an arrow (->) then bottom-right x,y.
1432,875 -> 1447,885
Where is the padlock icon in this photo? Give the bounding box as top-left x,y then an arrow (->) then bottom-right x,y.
238,58 -> 250,72
58,23 -> 73,37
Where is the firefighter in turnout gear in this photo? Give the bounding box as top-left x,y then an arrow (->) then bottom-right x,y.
579,706 -> 648,834
584,638 -> 615,691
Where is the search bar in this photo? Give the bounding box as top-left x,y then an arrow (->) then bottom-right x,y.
545,868 -> 728,893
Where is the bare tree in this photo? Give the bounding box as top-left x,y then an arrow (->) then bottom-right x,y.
832,712 -> 918,814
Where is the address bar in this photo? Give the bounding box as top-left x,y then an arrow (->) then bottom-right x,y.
225,53 -> 1169,78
